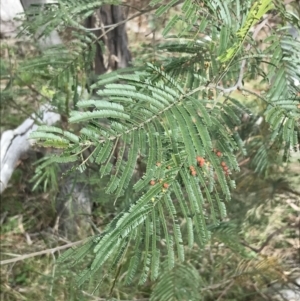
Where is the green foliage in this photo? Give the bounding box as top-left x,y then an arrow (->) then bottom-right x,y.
218,0 -> 274,64
150,263 -> 202,301
32,65 -> 243,285
19,0 -> 300,296
30,156 -> 60,192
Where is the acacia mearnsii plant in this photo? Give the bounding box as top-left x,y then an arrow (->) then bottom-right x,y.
21,0 -> 300,297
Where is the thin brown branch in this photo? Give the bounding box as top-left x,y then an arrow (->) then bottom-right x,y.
0,240 -> 84,265
241,225 -> 289,253
238,157 -> 250,167
85,1 -> 184,32
200,279 -> 233,292
216,280 -> 235,301
81,290 -> 149,301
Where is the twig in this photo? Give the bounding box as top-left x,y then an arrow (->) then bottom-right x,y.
49,252 -> 56,296
241,225 -> 289,253
252,283 -> 270,300
216,280 -> 235,301
80,292 -> 106,301
81,290 -> 149,301
238,158 -> 250,167
199,279 -> 233,292
0,239 -> 84,265
84,1 -> 183,32
78,7 -> 156,32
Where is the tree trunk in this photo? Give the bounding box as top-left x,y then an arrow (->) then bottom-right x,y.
85,4 -> 132,75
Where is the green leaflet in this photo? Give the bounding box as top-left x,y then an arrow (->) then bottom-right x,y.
114,130 -> 140,199
51,155 -> 78,164
218,0 -> 274,64
105,135 -> 129,194
283,117 -> 295,144
80,126 -> 100,141
125,227 -> 143,285
151,208 -> 160,281
162,14 -> 180,37
76,99 -> 125,112
215,192 -> 227,219
169,106 -> 196,166
158,202 -> 175,270
91,68 -> 138,89
197,172 -> 217,223
111,238 -> 130,269
179,103 -> 210,154
69,110 -> 130,123
35,125 -> 63,134
146,124 -> 158,171
95,141 -> 113,165
139,216 -> 152,285
173,180 -> 191,221
165,194 -> 184,262
29,132 -> 69,144
223,104 -> 242,125
189,96 -> 212,126
206,150 -> 231,200
155,0 -> 179,17
233,131 -> 247,156
57,237 -> 95,264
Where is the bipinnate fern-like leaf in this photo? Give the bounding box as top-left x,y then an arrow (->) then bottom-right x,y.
27,0 -> 300,292
30,64 -> 246,286
248,30 -> 300,175
150,263 -> 202,301
263,33 -> 300,146
218,0 -> 274,64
